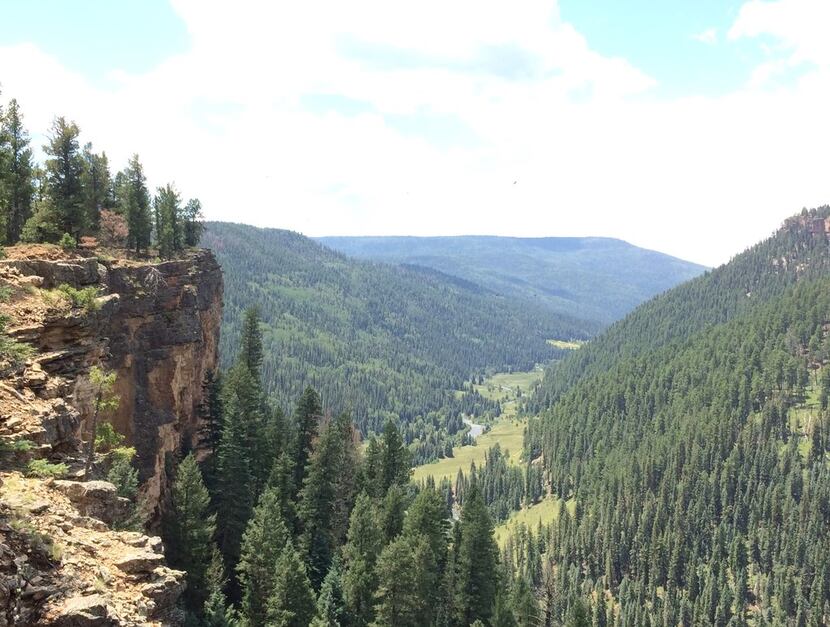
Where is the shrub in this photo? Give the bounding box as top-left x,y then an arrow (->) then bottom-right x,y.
59,233 -> 77,250
107,454 -> 139,499
95,422 -> 125,453
26,459 -> 68,478
56,284 -> 101,312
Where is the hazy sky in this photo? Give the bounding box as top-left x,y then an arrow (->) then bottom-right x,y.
1,0 -> 829,266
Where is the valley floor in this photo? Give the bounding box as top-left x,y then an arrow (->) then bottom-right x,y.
412,368 -> 541,483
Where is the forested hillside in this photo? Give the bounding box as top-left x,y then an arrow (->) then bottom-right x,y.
513,208 -> 830,624
532,207 -> 830,409
318,235 -> 705,324
204,222 -> 592,459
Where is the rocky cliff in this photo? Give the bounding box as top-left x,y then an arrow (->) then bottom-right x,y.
0,245 -> 223,625
4,247 -> 222,512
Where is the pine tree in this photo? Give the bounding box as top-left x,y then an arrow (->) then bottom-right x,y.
456,485 -> 499,625
120,154 -> 151,253
237,487 -> 291,626
266,544 -> 316,627
403,486 -> 449,567
342,492 -> 383,626
154,183 -> 181,258
0,99 -> 34,243
198,369 -> 224,492
511,576 -> 539,627
299,413 -> 359,589
181,197 -> 204,246
293,386 -> 322,496
311,558 -> 345,627
372,535 -> 430,627
240,306 -> 263,378
203,549 -> 237,627
381,419 -> 411,492
80,142 -> 110,235
216,395 -> 254,589
566,598 -> 591,627
43,117 -> 84,239
380,484 -> 406,542
162,454 -> 216,614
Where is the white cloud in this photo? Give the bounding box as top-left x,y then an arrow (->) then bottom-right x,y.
692,28 -> 717,45
729,0 -> 830,66
1,0 -> 829,267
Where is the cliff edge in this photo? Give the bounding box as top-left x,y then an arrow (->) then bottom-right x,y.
0,245 -> 223,625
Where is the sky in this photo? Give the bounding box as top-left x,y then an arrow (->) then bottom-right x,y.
1,0 -> 829,266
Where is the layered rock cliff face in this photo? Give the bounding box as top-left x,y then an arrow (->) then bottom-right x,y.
0,246 -> 223,625
5,248 -> 223,511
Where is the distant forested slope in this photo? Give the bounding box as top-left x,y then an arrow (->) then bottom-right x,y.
317,234 -> 705,324
204,222 -> 594,461
532,206 -> 830,409
518,207 -> 830,624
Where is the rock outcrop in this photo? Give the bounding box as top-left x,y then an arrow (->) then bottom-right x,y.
0,473 -> 185,626
2,248 -> 223,514
0,246 -> 223,625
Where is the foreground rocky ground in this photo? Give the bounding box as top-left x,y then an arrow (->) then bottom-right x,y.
0,244 -> 222,625
0,473 -> 184,625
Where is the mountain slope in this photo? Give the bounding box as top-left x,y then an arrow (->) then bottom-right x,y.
533,207 -> 830,408
317,235 -> 706,324
203,222 -> 595,461
523,207 -> 830,623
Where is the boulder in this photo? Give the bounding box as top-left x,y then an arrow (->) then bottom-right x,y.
141,567 -> 186,620
112,551 -> 166,575
52,481 -> 129,525
46,594 -> 115,626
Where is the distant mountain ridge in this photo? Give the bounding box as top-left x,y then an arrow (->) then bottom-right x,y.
203,222 -> 595,462
316,235 -> 706,324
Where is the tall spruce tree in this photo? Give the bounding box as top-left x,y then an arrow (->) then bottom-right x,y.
43,117 -> 84,239
237,487 -> 291,627
456,484 -> 499,625
203,549 -> 237,627
0,99 -> 34,243
154,183 -> 181,258
403,486 -> 449,568
197,368 -> 224,492
266,544 -> 317,627
311,558 -> 346,627
372,534 -> 435,627
239,306 -> 263,378
120,154 -> 151,253
182,197 -> 204,246
215,394 -> 254,589
342,492 -> 383,626
380,419 -> 411,493
299,412 -> 359,589
80,142 -> 110,235
293,386 -> 322,497
162,454 -> 216,615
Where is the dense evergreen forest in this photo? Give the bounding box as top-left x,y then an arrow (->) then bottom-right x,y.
532,207 -> 830,410
502,209 -> 830,625
163,308 -> 516,627
318,235 -> 705,325
0,91 -> 203,254
205,221 -> 591,462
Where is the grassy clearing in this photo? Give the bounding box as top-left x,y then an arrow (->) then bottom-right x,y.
473,369 -> 543,419
494,497 -> 576,546
412,418 -> 526,483
547,339 -> 584,350
413,368 -> 541,483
